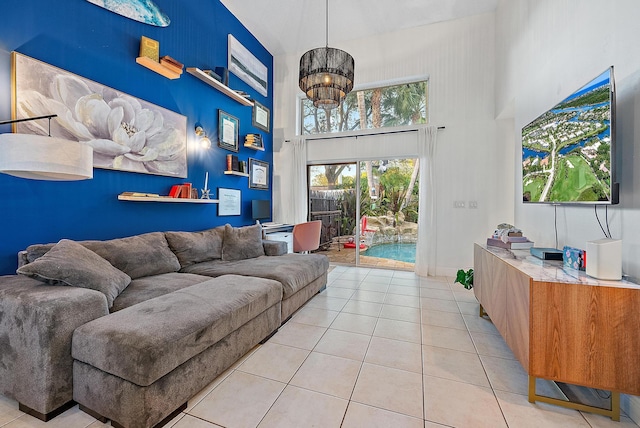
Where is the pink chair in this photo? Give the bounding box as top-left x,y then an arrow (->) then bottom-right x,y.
292,220 -> 322,253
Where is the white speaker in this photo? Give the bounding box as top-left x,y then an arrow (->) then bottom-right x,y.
586,239 -> 622,280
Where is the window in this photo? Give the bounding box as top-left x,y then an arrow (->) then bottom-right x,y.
301,80 -> 428,135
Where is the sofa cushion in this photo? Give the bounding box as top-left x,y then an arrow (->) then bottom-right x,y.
72,275 -> 282,387
17,239 -> 131,308
165,227 -> 224,268
25,232 -> 181,280
181,253 -> 329,299
110,272 -> 211,312
222,224 -> 265,261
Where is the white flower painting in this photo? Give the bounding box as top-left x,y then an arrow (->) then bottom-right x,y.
12,52 -> 187,178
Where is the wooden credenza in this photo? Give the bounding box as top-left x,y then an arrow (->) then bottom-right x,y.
474,243 -> 640,420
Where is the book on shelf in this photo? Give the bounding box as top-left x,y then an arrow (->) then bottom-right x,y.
160,55 -> 183,68
180,183 -> 192,199
214,67 -> 229,86
203,69 -> 222,82
159,58 -> 183,74
139,36 -> 160,62
121,192 -> 161,198
487,237 -> 534,250
226,154 -> 239,171
169,185 -> 182,198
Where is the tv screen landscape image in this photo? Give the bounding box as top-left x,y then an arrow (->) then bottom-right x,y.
522,67 -> 617,204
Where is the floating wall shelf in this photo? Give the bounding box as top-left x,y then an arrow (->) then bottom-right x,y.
136,57 -> 181,80
244,143 -> 265,152
186,67 -> 254,106
223,171 -> 249,177
118,193 -> 218,204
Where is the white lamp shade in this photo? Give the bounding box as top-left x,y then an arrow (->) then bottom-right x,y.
0,134 -> 93,181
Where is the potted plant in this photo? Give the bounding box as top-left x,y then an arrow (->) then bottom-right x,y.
454,268 -> 474,289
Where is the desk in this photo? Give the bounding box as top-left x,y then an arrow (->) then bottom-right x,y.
261,223 -> 294,234
474,244 -> 640,420
262,224 -> 294,253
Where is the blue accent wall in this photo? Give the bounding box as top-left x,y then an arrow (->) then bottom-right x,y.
0,0 -> 273,274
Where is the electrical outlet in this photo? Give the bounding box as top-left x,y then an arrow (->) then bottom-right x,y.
453,201 -> 465,208
469,201 -> 478,209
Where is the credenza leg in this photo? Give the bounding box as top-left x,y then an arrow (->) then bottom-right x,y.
527,375 -> 620,421
479,304 -> 487,318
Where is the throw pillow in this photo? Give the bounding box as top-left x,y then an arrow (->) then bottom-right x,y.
17,239 -> 131,308
165,226 -> 225,268
222,224 -> 265,261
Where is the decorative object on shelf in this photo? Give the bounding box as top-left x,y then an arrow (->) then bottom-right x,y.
454,268 -> 474,290
218,188 -> 241,216
86,0 -> 170,27
185,68 -> 253,106
249,158 -> 269,190
139,36 -> 160,62
252,101 -> 270,133
218,110 -> 239,152
299,0 -> 354,109
201,171 -> 211,199
228,34 -> 268,97
13,52 -> 188,178
244,133 -> 263,150
0,114 -> 93,181
194,126 -> 211,149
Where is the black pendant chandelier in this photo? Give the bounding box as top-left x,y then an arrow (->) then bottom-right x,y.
299,0 -> 354,110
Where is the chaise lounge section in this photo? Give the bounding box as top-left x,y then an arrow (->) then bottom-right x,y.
0,223 -> 329,426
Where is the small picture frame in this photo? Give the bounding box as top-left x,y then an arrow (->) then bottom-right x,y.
249,158 -> 269,190
252,101 -> 270,133
218,187 -> 242,216
218,110 -> 239,152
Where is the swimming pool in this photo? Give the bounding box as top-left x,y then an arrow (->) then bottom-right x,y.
362,243 -> 416,264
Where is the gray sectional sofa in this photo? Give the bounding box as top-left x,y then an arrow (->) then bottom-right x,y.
0,223 -> 329,428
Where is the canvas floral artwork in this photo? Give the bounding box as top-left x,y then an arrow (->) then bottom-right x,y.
12,52 -> 187,178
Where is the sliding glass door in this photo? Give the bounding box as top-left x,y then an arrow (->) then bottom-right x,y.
308,158 -> 419,269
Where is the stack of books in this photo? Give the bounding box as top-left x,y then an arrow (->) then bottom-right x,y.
160,55 -> 184,75
169,183 -> 194,198
245,134 -> 262,148
487,233 -> 534,250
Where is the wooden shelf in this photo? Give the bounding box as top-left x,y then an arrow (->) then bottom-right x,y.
244,143 -> 265,151
118,193 -> 218,203
136,57 -> 182,79
224,171 -> 249,177
186,67 -> 254,106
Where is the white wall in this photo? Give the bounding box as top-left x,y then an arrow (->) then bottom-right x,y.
495,0 -> 640,420
273,12 -> 514,275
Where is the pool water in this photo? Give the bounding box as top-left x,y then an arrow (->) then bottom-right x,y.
362,243 -> 416,264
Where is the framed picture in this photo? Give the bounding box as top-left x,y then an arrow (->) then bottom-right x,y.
228,34 -> 268,97
12,52 -> 188,178
218,187 -> 241,216
218,110 -> 239,152
249,158 -> 269,190
252,101 -> 270,133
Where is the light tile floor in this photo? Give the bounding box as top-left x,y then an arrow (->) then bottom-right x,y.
1,265 -> 639,428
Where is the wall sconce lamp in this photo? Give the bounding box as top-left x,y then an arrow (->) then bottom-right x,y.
195,125 -> 211,149
0,114 -> 93,181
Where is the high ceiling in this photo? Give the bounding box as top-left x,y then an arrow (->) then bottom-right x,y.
220,0 -> 499,56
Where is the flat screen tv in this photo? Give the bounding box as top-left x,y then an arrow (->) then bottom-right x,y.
252,199 -> 271,221
522,67 -> 618,204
